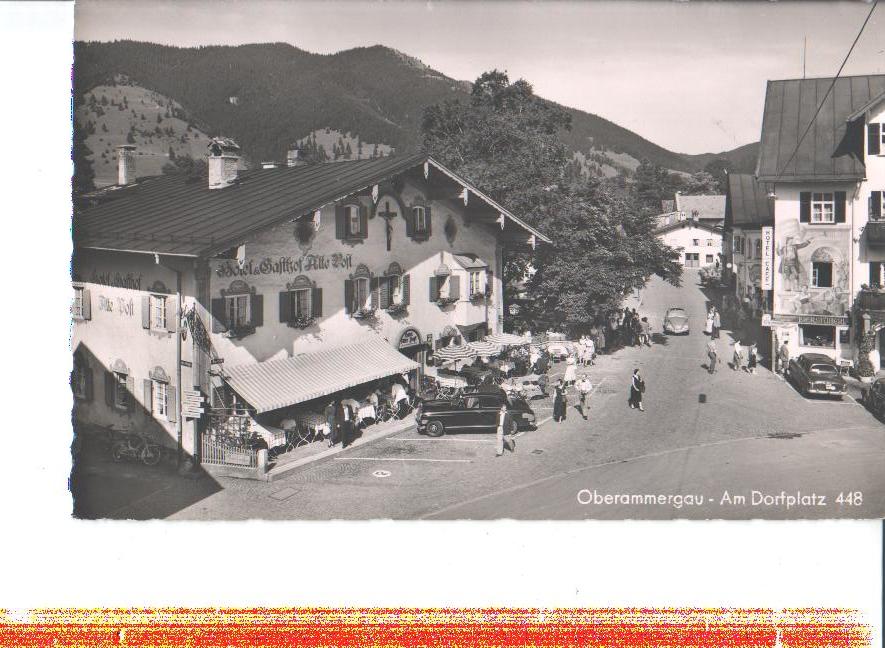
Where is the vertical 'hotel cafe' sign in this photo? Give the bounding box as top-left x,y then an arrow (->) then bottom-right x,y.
761,226 -> 774,290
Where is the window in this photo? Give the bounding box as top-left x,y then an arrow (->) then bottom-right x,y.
811,192 -> 835,223
113,372 -> 129,410
291,288 -> 311,319
389,274 -> 403,304
153,380 -> 168,419
413,206 -> 427,233
354,277 -> 371,311
706,254 -> 714,264
692,239 -> 700,246
150,294 -> 166,329
72,287 -> 84,319
226,294 -> 250,328
707,239 -> 715,247
469,270 -> 483,296
346,205 -> 361,237
799,324 -> 835,349
811,261 -> 833,288
755,240 -> 763,259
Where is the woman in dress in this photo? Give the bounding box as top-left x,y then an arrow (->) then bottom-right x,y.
563,353 -> 578,387
747,344 -> 758,374
712,309 -> 721,339
628,369 -> 645,411
553,379 -> 568,422
705,309 -> 714,336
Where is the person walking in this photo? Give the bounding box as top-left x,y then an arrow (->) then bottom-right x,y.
712,309 -> 721,339
336,400 -> 354,448
576,374 -> 593,420
628,369 -> 645,411
778,340 -> 790,376
564,353 -> 578,387
324,399 -> 338,448
732,340 -> 744,372
704,309 -> 714,336
495,403 -> 516,457
640,317 -> 652,347
597,328 -> 606,356
747,344 -> 758,375
586,336 -> 596,365
553,380 -> 568,422
537,372 -> 549,397
706,340 -> 718,374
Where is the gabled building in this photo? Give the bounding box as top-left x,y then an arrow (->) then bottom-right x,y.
756,74 -> 885,367
723,173 -> 774,305
674,193 -> 726,227
654,217 -> 723,269
71,142 -> 548,464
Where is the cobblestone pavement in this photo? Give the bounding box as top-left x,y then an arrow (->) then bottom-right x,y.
78,270 -> 885,519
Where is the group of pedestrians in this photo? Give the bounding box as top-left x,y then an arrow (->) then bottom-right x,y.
704,306 -> 722,339
731,340 -> 758,374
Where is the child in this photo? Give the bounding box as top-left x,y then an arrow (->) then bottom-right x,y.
747,344 -> 758,375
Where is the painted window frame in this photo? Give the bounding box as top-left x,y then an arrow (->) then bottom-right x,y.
152,380 -> 168,420
811,192 -> 835,224
150,294 -> 167,330
354,276 -> 372,311
113,372 -> 129,410
345,204 -> 362,238
413,205 -> 428,233
469,270 -> 483,296
691,238 -> 700,246
72,286 -> 84,320
291,287 -> 312,319
225,294 -> 251,329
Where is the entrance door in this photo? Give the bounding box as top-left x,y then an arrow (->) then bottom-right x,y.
685,253 -> 700,268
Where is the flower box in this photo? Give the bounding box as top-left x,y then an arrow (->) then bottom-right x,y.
436,296 -> 458,307
469,292 -> 485,302
223,325 -> 256,340
386,302 -> 408,316
353,307 -> 377,320
287,316 -> 316,330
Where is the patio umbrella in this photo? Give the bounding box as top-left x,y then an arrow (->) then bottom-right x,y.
467,340 -> 502,356
434,344 -> 478,363
486,333 -> 528,346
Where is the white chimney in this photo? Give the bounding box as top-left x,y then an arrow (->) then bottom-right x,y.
286,144 -> 306,167
207,137 -> 241,190
116,144 -> 136,186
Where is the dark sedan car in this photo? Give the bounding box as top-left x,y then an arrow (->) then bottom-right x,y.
861,377 -> 885,419
663,307 -> 690,335
416,390 -> 536,437
786,353 -> 847,398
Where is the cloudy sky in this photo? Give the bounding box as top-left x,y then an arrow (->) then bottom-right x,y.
74,0 -> 885,155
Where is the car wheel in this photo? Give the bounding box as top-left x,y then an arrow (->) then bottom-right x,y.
425,420 -> 445,437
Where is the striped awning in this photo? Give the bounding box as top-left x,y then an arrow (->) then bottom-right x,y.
223,336 -> 420,413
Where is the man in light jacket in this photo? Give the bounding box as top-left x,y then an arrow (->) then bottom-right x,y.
495,403 -> 516,456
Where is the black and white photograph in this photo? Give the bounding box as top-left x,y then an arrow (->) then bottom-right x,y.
66,0 -> 885,520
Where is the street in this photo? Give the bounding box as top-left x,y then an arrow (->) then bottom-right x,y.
74,271 -> 885,520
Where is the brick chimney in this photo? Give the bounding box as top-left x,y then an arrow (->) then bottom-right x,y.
207,137 -> 241,189
116,144 -> 136,185
286,144 -> 307,167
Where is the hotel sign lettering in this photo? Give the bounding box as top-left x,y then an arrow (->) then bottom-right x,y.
761,226 -> 773,290
771,314 -> 849,326
215,254 -> 353,278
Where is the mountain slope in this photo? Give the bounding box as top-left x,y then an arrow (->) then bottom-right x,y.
73,40 -> 757,180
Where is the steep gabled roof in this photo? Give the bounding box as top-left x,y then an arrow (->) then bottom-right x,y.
674,194 -> 725,221
756,74 -> 885,182
725,174 -> 773,229
73,153 -> 549,257
654,218 -> 722,236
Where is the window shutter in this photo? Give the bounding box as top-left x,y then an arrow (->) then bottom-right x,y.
449,274 -> 461,300
84,368 -> 94,402
379,277 -> 390,309
424,204 -> 432,237
834,191 -> 846,223
429,276 -> 439,302
142,295 -> 151,329
165,297 -> 177,333
370,277 -> 380,309
167,385 -> 177,423
335,205 -> 346,239
401,274 -> 410,306
871,263 -> 882,287
250,293 -> 263,327
104,371 -> 114,406
405,206 -> 415,238
82,289 -> 92,320
279,291 -> 292,323
359,204 -> 369,238
869,123 -> 881,156
143,379 -> 153,416
311,287 -> 323,318
799,192 -> 811,223
486,270 -> 494,297
126,375 -> 136,412
872,191 -> 883,220
344,279 -> 354,314
211,298 -> 227,333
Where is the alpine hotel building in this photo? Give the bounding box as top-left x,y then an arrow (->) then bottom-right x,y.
71,142 -> 548,464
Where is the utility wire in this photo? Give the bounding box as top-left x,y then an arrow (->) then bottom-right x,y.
773,0 -> 878,184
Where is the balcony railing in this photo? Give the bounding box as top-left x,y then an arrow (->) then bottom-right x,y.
866,221 -> 885,246
856,288 -> 885,312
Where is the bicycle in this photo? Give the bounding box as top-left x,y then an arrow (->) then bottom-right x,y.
111,432 -> 162,466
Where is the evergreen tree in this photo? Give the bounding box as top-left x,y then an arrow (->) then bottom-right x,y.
72,121 -> 95,195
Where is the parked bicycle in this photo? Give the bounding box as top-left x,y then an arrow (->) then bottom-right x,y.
111,433 -> 163,466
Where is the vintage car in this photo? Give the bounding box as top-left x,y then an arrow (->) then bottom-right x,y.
415,389 -> 536,437
663,307 -> 690,335
861,377 -> 885,419
786,353 -> 848,398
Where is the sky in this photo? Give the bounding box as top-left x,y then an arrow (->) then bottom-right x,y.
75,0 -> 885,155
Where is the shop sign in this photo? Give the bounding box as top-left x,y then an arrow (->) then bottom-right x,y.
215,253 -> 353,278
182,389 -> 205,419
772,313 -> 849,326
398,329 -> 422,349
761,226 -> 773,290
761,313 -> 772,328
98,295 -> 135,317
90,271 -> 142,290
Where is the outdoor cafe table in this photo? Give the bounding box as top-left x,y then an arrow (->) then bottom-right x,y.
293,411 -> 330,438
357,403 -> 377,422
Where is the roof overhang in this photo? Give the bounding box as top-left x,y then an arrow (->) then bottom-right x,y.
846,90 -> 885,122
756,174 -> 864,183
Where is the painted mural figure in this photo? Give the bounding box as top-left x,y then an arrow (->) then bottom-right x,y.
777,236 -> 812,292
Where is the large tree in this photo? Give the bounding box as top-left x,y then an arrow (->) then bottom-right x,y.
422,71 -> 681,334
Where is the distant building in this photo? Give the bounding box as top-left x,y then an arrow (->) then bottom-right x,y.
674,193 -> 726,227
654,218 -> 723,269
723,173 -> 773,304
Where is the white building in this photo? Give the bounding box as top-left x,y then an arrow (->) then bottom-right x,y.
654,218 -> 723,269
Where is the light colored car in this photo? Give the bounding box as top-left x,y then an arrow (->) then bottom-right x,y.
663,307 -> 689,335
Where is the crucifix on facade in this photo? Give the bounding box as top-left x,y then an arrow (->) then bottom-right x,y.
378,199 -> 398,251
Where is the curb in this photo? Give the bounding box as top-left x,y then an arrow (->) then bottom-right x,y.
264,415 -> 416,482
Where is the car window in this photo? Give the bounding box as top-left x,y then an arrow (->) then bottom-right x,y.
668,309 -> 686,317
463,396 -> 481,409
809,364 -> 839,376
